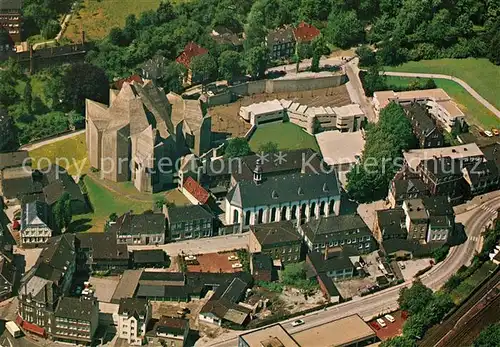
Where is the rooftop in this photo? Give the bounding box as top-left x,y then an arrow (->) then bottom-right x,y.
155,315 -> 189,337
403,143 -> 484,171
374,88 -> 451,109
302,214 -> 371,244
55,296 -> 97,321
132,250 -> 166,264
251,221 -> 302,247
183,177 -> 210,204
291,314 -> 376,347
240,99 -> 285,116
403,199 -> 428,220
307,248 -> 355,273
111,212 -> 165,236
166,204 -> 213,224
293,22 -> 320,42
316,130 -> 365,166
239,324 -> 300,347
0,150 -> 29,170
118,297 -> 148,318
175,42 -> 208,68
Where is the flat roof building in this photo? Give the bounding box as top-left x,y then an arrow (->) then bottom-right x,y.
403,143 -> 484,171
239,323 -> 300,347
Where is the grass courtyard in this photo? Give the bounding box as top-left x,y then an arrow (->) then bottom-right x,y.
29,133 -> 90,176
248,122 -> 320,153
64,0 -> 164,41
384,76 -> 500,129
384,58 -> 500,110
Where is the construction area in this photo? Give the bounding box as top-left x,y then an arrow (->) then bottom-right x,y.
185,251 -> 245,273
210,85 -> 352,138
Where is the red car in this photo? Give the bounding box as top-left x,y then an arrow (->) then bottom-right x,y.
370,321 -> 381,330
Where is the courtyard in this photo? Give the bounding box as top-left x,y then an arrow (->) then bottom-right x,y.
186,251 -> 245,274
249,122 -> 320,152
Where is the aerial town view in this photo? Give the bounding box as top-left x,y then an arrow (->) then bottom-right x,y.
0,0 -> 500,346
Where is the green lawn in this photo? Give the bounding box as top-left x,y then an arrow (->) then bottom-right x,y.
384,76 -> 500,129
384,58 -> 500,110
450,261 -> 498,304
64,0 -> 165,41
29,133 -> 89,176
15,73 -> 53,107
72,175 -> 155,233
249,122 -> 320,152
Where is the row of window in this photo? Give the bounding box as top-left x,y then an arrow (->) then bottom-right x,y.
273,42 -> 294,50
55,331 -> 89,338
171,230 -> 211,239
55,324 -> 90,332
0,16 -> 20,20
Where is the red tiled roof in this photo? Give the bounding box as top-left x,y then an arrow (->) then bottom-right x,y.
115,74 -> 144,89
183,177 -> 210,204
176,42 -> 208,68
294,22 -> 321,42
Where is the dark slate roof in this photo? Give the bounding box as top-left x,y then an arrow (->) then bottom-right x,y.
136,284 -> 190,300
267,26 -> 295,45
404,104 -> 440,139
219,277 -> 248,302
429,215 -> 452,228
317,273 -> 340,297
35,234 -> 75,282
0,151 -> 29,170
206,148 -> 322,180
76,232 -> 129,261
0,251 -> 14,296
1,167 -> 43,199
0,0 -> 22,10
155,316 -> 189,336
228,172 -> 340,208
55,296 -> 97,321
308,249 -> 355,273
480,142 -> 500,170
111,212 -> 166,236
252,253 -> 273,272
41,165 -> 85,205
140,271 -> 185,282
301,214 -> 371,244
132,250 -> 166,264
251,221 -> 301,247
376,208 -> 408,238
21,200 -> 52,231
118,298 -> 148,318
382,239 -> 419,254
422,196 -> 454,216
464,161 -> 499,186
392,178 -> 429,200
167,204 -> 214,224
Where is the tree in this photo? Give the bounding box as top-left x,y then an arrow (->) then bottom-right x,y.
0,28 -> 11,51
155,196 -> 166,209
488,31 -> 500,65
41,19 -> 60,40
299,0 -> 331,22
54,192 -> 72,231
362,65 -> 387,96
109,27 -> 124,46
218,51 -> 244,81
190,54 -> 218,84
59,63 -> 109,114
0,77 -> 19,107
380,336 -> 417,347
224,137 -> 251,158
398,280 -> 433,315
160,62 -> 186,93
356,45 -> 377,67
258,141 -> 279,153
245,46 -> 268,78
402,312 -> 428,340
244,4 -> 267,51
157,0 -> 176,23
68,110 -> 85,129
109,212 -> 118,222
327,10 -> 364,49
23,81 -> 33,114
432,245 -> 450,263
473,323 -> 500,347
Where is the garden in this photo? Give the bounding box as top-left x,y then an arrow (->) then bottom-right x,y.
248,122 -> 320,153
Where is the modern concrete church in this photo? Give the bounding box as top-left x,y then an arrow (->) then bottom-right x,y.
86,80 -> 211,193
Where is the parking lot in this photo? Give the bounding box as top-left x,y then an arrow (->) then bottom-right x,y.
369,310 -> 408,341
186,251 -> 244,273
399,258 -> 433,280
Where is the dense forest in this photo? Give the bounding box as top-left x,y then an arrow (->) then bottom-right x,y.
86,0 -> 500,81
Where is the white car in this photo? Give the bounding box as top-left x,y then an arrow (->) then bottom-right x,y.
485,130 -> 494,137
231,263 -> 243,269
376,318 -> 387,328
292,319 -> 305,327
385,314 -> 396,323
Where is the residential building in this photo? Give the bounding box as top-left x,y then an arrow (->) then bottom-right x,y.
179,176 -> 211,205
402,199 -> 429,241
52,296 -> 99,345
118,298 -> 152,346
316,272 -> 342,303
140,55 -> 168,82
388,178 -> 430,208
76,232 -> 129,273
266,26 -> 295,60
417,156 -> 466,202
20,200 -> 54,247
148,316 -> 189,347
86,79 -> 212,193
290,314 -> 377,347
373,88 -> 465,131
374,208 -> 408,241
132,250 -> 168,269
300,214 -> 375,254
18,235 -> 76,337
225,160 -> 341,231
249,221 -> 303,265
0,107 -> 15,150
239,324 -> 300,347
210,26 -> 243,50
239,100 -> 286,126
112,212 -> 166,245
41,165 -> 87,214
306,247 -> 356,282
0,0 -> 22,43
175,42 -> 208,84
422,196 -> 454,243
404,103 -> 444,148
293,22 -> 320,44
0,166 -> 43,203
250,253 -> 275,282
165,204 -> 215,241
462,160 -> 500,196
0,251 -> 14,301
0,150 -> 29,171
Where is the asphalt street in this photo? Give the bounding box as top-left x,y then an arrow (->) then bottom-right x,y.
202,197 -> 500,347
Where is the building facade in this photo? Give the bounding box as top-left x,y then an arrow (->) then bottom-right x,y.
0,0 -> 22,43
117,298 -> 152,346
20,200 -> 53,247
266,26 -> 295,60
52,297 -> 99,345
165,204 -> 215,241
112,212 -> 166,245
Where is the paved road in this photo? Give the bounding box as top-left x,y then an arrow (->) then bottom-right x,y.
128,233 -> 249,256
203,197 -> 500,347
382,71 -> 500,118
345,58 -> 377,123
19,129 -> 85,151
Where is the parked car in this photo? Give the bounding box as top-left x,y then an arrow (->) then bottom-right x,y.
292,319 -> 305,327
385,314 -> 396,323
398,261 -> 406,269
485,130 -> 494,137
376,318 -> 386,328
370,321 -> 380,330
493,128 -> 500,136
